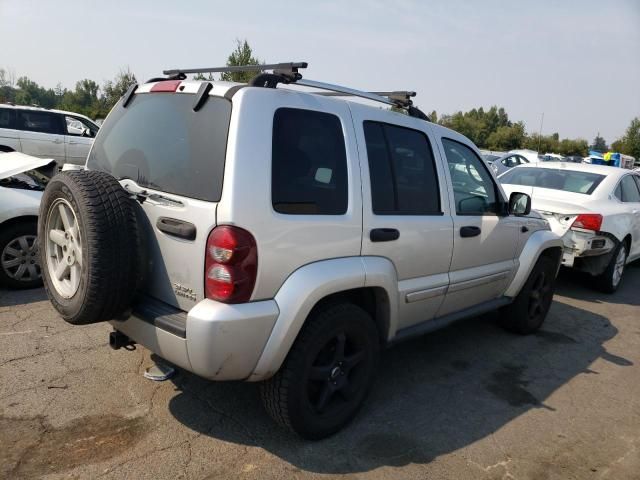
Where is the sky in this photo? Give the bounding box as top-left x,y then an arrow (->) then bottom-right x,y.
1,0 -> 639,143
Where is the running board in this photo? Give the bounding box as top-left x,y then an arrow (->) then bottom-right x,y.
390,297 -> 512,345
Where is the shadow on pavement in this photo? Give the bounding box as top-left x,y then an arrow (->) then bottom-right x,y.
555,261 -> 640,307
0,287 -> 48,308
167,292 -> 631,474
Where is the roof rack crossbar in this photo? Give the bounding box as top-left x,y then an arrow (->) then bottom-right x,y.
163,62 -> 307,76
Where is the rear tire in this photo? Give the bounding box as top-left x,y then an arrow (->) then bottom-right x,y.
499,255 -> 557,334
595,241 -> 628,294
260,302 -> 380,439
0,220 -> 42,289
38,171 -> 141,325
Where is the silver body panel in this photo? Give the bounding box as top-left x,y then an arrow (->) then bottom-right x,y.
93,81 -> 562,381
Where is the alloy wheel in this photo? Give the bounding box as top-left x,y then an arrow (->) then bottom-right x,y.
45,198 -> 83,298
1,235 -> 40,283
612,245 -> 627,287
307,331 -> 367,414
528,271 -> 552,320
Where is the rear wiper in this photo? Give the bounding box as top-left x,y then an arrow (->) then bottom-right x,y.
120,179 -> 184,207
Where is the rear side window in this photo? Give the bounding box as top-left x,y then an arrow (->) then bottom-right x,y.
17,110 -> 64,134
272,108 -> 348,215
88,93 -> 231,202
363,121 -> 440,215
619,175 -> 640,202
0,108 -> 15,129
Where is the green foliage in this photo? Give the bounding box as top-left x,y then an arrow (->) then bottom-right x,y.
486,122 -> 526,151
439,106 -> 511,148
610,118 -> 640,159
590,134 -> 608,153
0,68 -> 137,120
220,39 -> 262,83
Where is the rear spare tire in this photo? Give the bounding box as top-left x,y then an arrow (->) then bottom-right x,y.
38,170 -> 141,325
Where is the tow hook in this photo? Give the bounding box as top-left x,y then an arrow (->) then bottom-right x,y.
109,330 -> 135,350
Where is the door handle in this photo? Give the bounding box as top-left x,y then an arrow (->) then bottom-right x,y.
68,140 -> 78,145
460,226 -> 481,238
157,217 -> 197,240
370,228 -> 400,242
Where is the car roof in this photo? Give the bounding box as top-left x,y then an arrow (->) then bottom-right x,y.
140,79 -> 463,144
0,103 -> 95,122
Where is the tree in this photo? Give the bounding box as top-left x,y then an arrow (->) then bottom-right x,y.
486,122 -> 525,151
611,117 -> 640,159
590,133 -> 608,153
102,67 -> 137,114
220,39 -> 262,83
193,72 -> 215,81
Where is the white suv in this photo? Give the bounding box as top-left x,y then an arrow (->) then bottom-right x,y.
38,63 -> 563,439
0,104 -> 99,168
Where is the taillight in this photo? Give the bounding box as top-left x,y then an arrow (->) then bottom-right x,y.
205,226 -> 257,303
571,214 -> 603,232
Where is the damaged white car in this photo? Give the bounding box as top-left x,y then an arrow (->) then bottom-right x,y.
0,152 -> 56,288
500,163 -> 640,292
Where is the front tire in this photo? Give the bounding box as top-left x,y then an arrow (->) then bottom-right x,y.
595,241 -> 628,294
260,303 -> 380,439
499,255 -> 557,334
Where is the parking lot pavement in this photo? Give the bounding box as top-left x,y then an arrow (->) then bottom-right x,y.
0,267 -> 638,480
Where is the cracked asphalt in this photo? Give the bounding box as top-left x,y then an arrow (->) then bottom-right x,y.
1,266 -> 639,479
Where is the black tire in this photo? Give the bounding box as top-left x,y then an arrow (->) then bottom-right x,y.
38,171 -> 141,325
260,302 -> 380,440
499,255 -> 557,334
0,220 -> 42,289
594,241 -> 628,294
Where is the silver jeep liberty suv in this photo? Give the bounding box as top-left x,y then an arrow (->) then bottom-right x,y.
39,62 -> 563,439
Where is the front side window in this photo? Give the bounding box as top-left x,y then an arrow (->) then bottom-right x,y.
619,175 -> 640,202
272,108 -> 348,215
17,111 -> 64,134
442,138 -> 500,215
65,115 -> 99,138
363,121 -> 440,215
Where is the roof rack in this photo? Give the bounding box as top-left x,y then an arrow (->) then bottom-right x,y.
154,61 -> 429,120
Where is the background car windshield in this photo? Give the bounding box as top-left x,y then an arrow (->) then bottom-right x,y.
500,167 -> 605,194
88,93 -> 231,202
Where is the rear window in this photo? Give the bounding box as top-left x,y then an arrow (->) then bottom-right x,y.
88,93 -> 231,202
500,167 -> 605,195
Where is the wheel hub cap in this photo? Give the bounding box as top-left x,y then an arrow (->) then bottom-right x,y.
1,235 -> 40,282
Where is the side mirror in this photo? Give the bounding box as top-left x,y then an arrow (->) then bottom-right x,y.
509,192 -> 531,216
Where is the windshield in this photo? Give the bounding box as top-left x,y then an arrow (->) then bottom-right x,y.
500,167 -> 605,195
87,92 -> 231,202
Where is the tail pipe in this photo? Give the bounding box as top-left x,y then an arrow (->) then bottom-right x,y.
109,330 -> 135,350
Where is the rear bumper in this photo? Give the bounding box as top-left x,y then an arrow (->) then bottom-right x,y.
109,296 -> 279,380
560,229 -> 615,268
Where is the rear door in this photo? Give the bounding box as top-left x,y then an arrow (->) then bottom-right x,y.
16,110 -> 66,164
87,90 -> 232,311
436,135 -> 520,316
353,104 -> 454,330
619,174 -> 640,259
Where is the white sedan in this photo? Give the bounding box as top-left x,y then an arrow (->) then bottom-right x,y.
0,152 -> 55,288
499,162 -> 640,292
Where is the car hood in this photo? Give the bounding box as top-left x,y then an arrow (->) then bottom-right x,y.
0,152 -> 56,180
